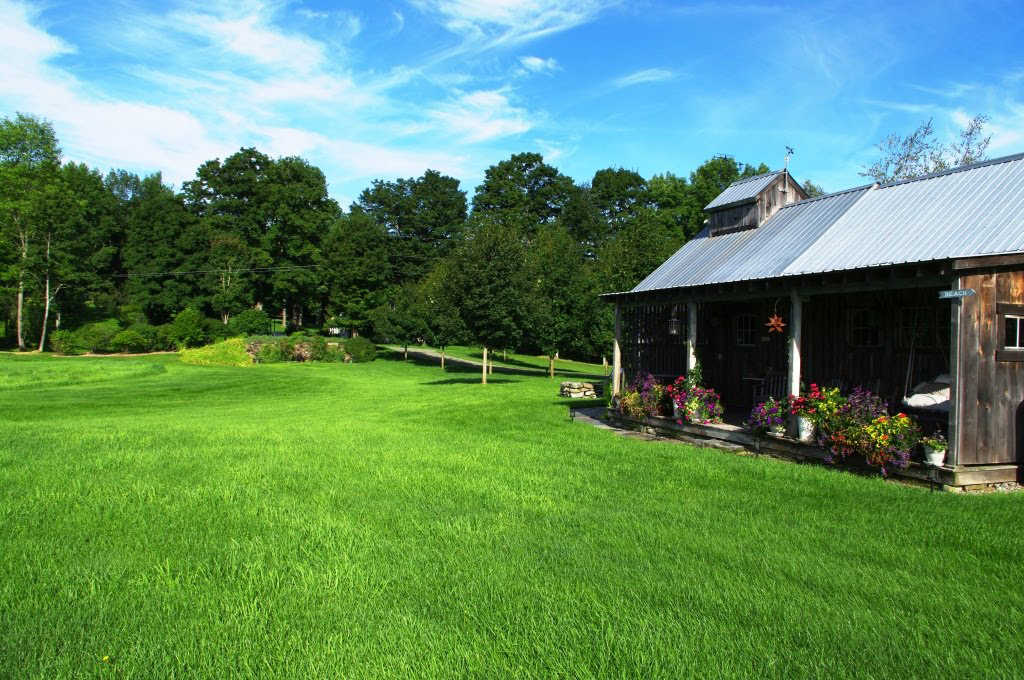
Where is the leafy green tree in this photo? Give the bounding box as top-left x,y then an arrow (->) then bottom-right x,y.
0,112 -> 61,349
319,209 -> 392,336
418,257 -> 466,369
122,174 -> 199,323
261,156 -> 337,330
525,223 -> 586,377
862,114 -> 990,182
450,216 -> 530,383
472,152 -> 576,238
356,169 -> 466,286
801,179 -> 826,198
370,284 -> 427,360
169,307 -> 208,349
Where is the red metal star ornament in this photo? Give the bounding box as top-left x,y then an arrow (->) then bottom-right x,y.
766,313 -> 786,333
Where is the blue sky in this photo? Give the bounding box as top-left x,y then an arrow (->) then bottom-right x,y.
2,0 -> 1023,206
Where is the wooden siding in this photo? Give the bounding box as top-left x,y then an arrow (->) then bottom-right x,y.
955,269 -> 1024,465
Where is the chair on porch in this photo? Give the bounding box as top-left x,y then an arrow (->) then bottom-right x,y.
822,377 -> 847,394
753,373 -> 789,405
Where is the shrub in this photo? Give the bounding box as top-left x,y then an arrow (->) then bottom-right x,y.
228,309 -> 271,337
205,318 -> 231,343
255,338 -> 294,363
48,329 -> 78,354
110,329 -> 150,353
74,320 -> 122,353
180,338 -> 253,367
169,308 -> 208,349
344,336 -> 376,363
129,323 -> 173,351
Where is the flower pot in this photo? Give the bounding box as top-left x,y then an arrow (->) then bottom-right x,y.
797,416 -> 815,443
923,445 -> 946,467
771,423 -> 786,436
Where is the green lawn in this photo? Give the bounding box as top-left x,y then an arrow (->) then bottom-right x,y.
399,344 -> 607,377
1,352 -> 1022,678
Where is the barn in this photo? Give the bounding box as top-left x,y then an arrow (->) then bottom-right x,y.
604,153 -> 1024,486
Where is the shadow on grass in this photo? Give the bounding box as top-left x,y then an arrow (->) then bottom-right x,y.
422,377 -> 518,385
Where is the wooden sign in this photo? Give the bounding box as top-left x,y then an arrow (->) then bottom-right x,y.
939,289 -> 976,299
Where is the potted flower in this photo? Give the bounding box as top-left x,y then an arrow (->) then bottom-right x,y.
921,432 -> 948,467
790,384 -> 844,443
676,386 -> 724,425
746,397 -> 787,435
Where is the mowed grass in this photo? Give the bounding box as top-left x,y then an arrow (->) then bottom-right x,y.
1,353 -> 1022,678
410,344 -> 606,376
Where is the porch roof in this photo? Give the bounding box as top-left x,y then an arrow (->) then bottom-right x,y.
621,152 -> 1024,297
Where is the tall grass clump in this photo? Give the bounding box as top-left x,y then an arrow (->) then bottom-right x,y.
179,337 -> 252,367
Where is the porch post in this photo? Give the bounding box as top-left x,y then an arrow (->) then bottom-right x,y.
947,275 -> 962,466
686,301 -> 698,373
788,290 -> 802,436
612,303 -> 622,395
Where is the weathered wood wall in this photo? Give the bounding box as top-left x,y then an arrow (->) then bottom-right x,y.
955,269 -> 1024,465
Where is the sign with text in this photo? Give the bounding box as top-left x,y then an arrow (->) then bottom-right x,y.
938,289 -> 976,299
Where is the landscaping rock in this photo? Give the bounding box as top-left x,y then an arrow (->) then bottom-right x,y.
560,381 -> 596,398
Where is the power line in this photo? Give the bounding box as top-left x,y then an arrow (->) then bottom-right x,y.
114,265 -> 320,279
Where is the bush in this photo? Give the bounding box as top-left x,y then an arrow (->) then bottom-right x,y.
74,320 -> 123,353
180,338 -> 253,367
129,323 -> 173,352
344,336 -> 376,363
48,329 -> 78,355
617,373 -> 670,419
256,340 -> 289,364
228,309 -> 271,337
205,318 -> 231,343
110,329 -> 150,353
170,308 -> 208,349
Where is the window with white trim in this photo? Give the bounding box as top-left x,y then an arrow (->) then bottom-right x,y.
1007,315 -> 1024,350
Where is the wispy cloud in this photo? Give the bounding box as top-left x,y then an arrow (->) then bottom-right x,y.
518,55 -> 558,75
428,89 -> 533,143
611,68 -> 676,89
410,0 -> 616,55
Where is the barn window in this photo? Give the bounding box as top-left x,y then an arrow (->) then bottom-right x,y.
848,308 -> 881,347
996,303 -> 1024,361
1006,315 -> 1023,349
735,315 -> 756,346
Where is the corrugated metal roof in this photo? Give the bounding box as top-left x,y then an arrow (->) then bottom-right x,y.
704,171 -> 781,211
786,153 -> 1024,274
629,151 -> 1024,295
635,186 -> 867,291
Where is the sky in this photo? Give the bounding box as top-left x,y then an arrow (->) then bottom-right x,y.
2,0 -> 1023,207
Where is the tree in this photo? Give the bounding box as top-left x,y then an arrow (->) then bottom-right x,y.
525,223 -> 586,377
0,112 -> 61,350
801,179 -> 826,198
122,174 -> 199,323
319,209 -> 392,336
356,169 -> 467,287
861,114 -> 991,183
418,258 -> 466,370
370,285 -> 427,360
472,152 -> 576,238
449,217 -> 529,384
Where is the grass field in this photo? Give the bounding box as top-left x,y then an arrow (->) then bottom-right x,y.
398,344 -> 607,376
2,352 -> 1023,677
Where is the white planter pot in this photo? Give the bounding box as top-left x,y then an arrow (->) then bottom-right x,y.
797,416 -> 815,443
923,446 -> 946,467
771,424 -> 786,436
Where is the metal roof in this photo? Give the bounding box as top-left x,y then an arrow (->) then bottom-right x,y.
629,152 -> 1024,295
704,171 -> 782,211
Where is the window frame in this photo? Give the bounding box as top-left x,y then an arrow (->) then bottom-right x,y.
996,302 -> 1024,362
734,314 -> 756,347
847,308 -> 882,348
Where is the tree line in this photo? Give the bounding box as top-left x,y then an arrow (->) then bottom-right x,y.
2,111 -> 798,367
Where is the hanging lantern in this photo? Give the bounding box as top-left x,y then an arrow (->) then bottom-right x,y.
667,307 -> 681,336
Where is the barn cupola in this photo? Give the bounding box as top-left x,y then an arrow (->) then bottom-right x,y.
704,170 -> 808,236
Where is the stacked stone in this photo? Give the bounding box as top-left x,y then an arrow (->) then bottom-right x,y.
560,381 -> 597,398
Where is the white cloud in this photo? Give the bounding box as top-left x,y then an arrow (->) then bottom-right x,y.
411,0 -> 615,53
611,68 -> 676,89
519,55 -> 558,73
428,89 -> 533,143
